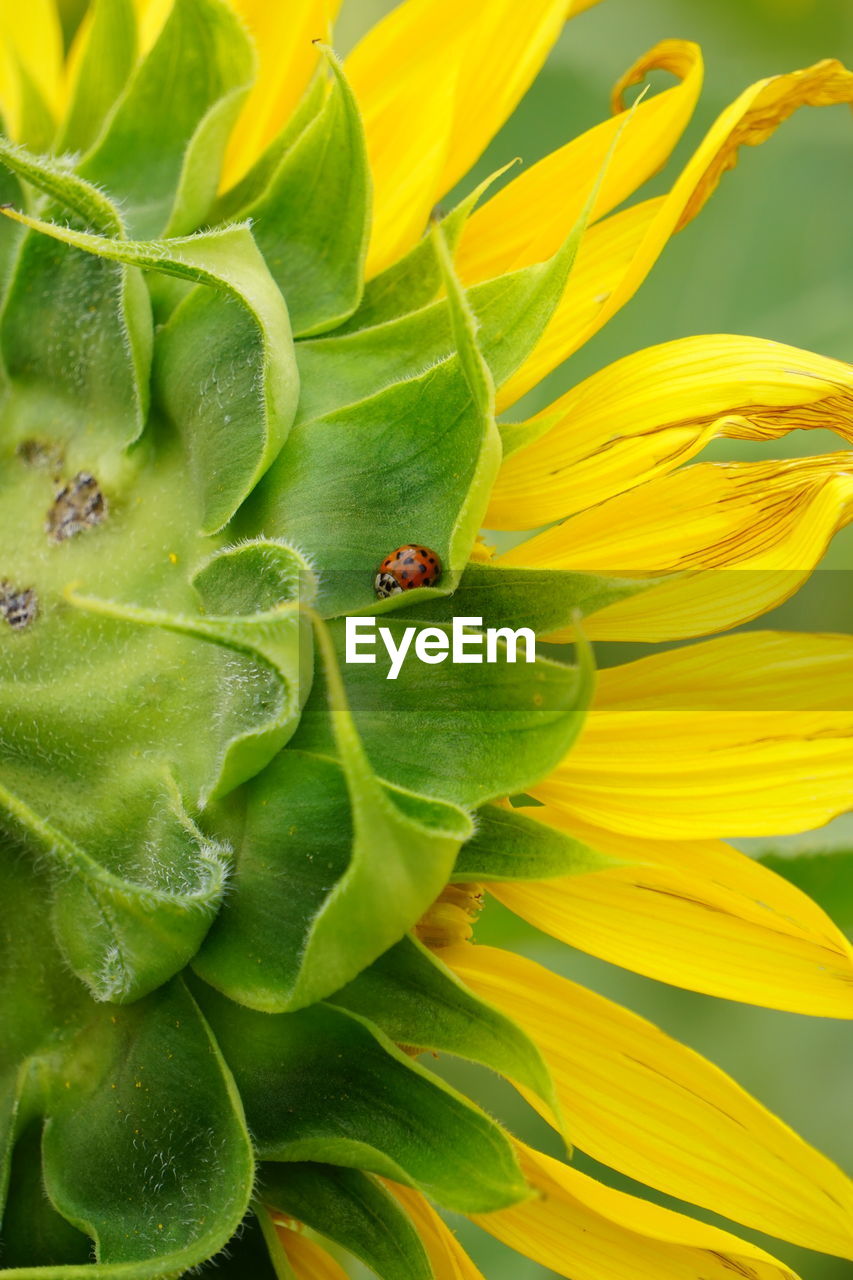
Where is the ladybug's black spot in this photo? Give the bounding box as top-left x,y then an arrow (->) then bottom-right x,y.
428,556 -> 436,564
0,581 -> 38,630
401,570 -> 410,580
374,571 -> 403,599
404,555 -> 415,565
405,581 -> 415,588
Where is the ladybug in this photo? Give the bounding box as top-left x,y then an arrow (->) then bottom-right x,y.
374,545 -> 442,598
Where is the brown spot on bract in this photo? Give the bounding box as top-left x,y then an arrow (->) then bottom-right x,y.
17,438 -> 64,476
46,472 -> 108,543
0,581 -> 38,630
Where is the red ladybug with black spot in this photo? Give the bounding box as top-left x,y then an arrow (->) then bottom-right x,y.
374,545 -> 442,598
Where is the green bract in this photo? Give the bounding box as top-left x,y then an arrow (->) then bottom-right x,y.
0,5 -> 619,1274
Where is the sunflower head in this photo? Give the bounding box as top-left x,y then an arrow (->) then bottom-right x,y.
1,2 -> 853,1277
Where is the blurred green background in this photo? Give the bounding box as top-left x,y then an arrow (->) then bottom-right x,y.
56,1 -> 853,1276
335,2 -> 853,1278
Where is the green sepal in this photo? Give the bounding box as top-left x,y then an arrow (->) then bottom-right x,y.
0,854 -> 91,1223
393,561 -> 662,636
332,933 -> 562,1130
247,48 -> 370,337
0,143 -> 24,299
295,102 -> 633,424
243,357 -> 495,616
78,0 -> 254,238
244,229 -> 498,614
1,1124 -> 92,1269
153,236 -> 299,532
195,615 -> 472,1012
193,987 -> 529,1215
0,981 -> 255,1279
292,618 -> 594,808
212,74 -> 327,223
0,137 -> 126,235
11,63 -> 55,154
0,148 -> 152,449
340,163 -> 517,334
260,1163 -> 434,1280
0,773 -> 228,1003
0,856 -> 254,1278
195,749 -> 471,1012
56,0 -> 137,156
67,540 -> 315,802
0,210 -> 299,530
292,190 -> 588,427
454,803 -> 619,881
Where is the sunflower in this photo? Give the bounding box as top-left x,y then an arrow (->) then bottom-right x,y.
1,1 -> 852,1278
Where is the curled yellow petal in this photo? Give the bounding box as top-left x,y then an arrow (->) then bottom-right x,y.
500,58 -> 853,408
475,1143 -> 802,1280
222,0 -> 341,189
448,944 -> 853,1254
388,1183 -> 486,1279
504,453 -> 853,641
347,0 -> 584,276
457,41 -> 703,283
488,809 -> 853,1017
534,632 -> 853,839
275,1222 -> 349,1280
488,335 -> 853,529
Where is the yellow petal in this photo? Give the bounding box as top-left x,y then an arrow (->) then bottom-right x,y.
488,335 -> 853,529
458,41 -> 703,283
449,944 -> 853,1255
534,631 -> 853,839
387,1183 -> 486,1279
221,0 -> 341,189
505,453 -> 853,641
132,0 -> 174,52
499,58 -> 853,408
275,1223 -> 349,1280
0,0 -> 63,135
488,809 -> 853,1017
498,195 -> 663,409
347,0 -> 586,277
476,1143 -> 802,1280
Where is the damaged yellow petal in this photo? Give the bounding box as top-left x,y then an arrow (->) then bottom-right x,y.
533,632 -> 853,839
449,944 -> 853,1255
488,335 -> 853,529
488,809 -> 853,1017
347,0 -> 588,276
388,1183 -> 486,1279
499,58 -> 853,408
476,1143 -> 802,1280
505,453 -> 853,641
458,41 -> 703,283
